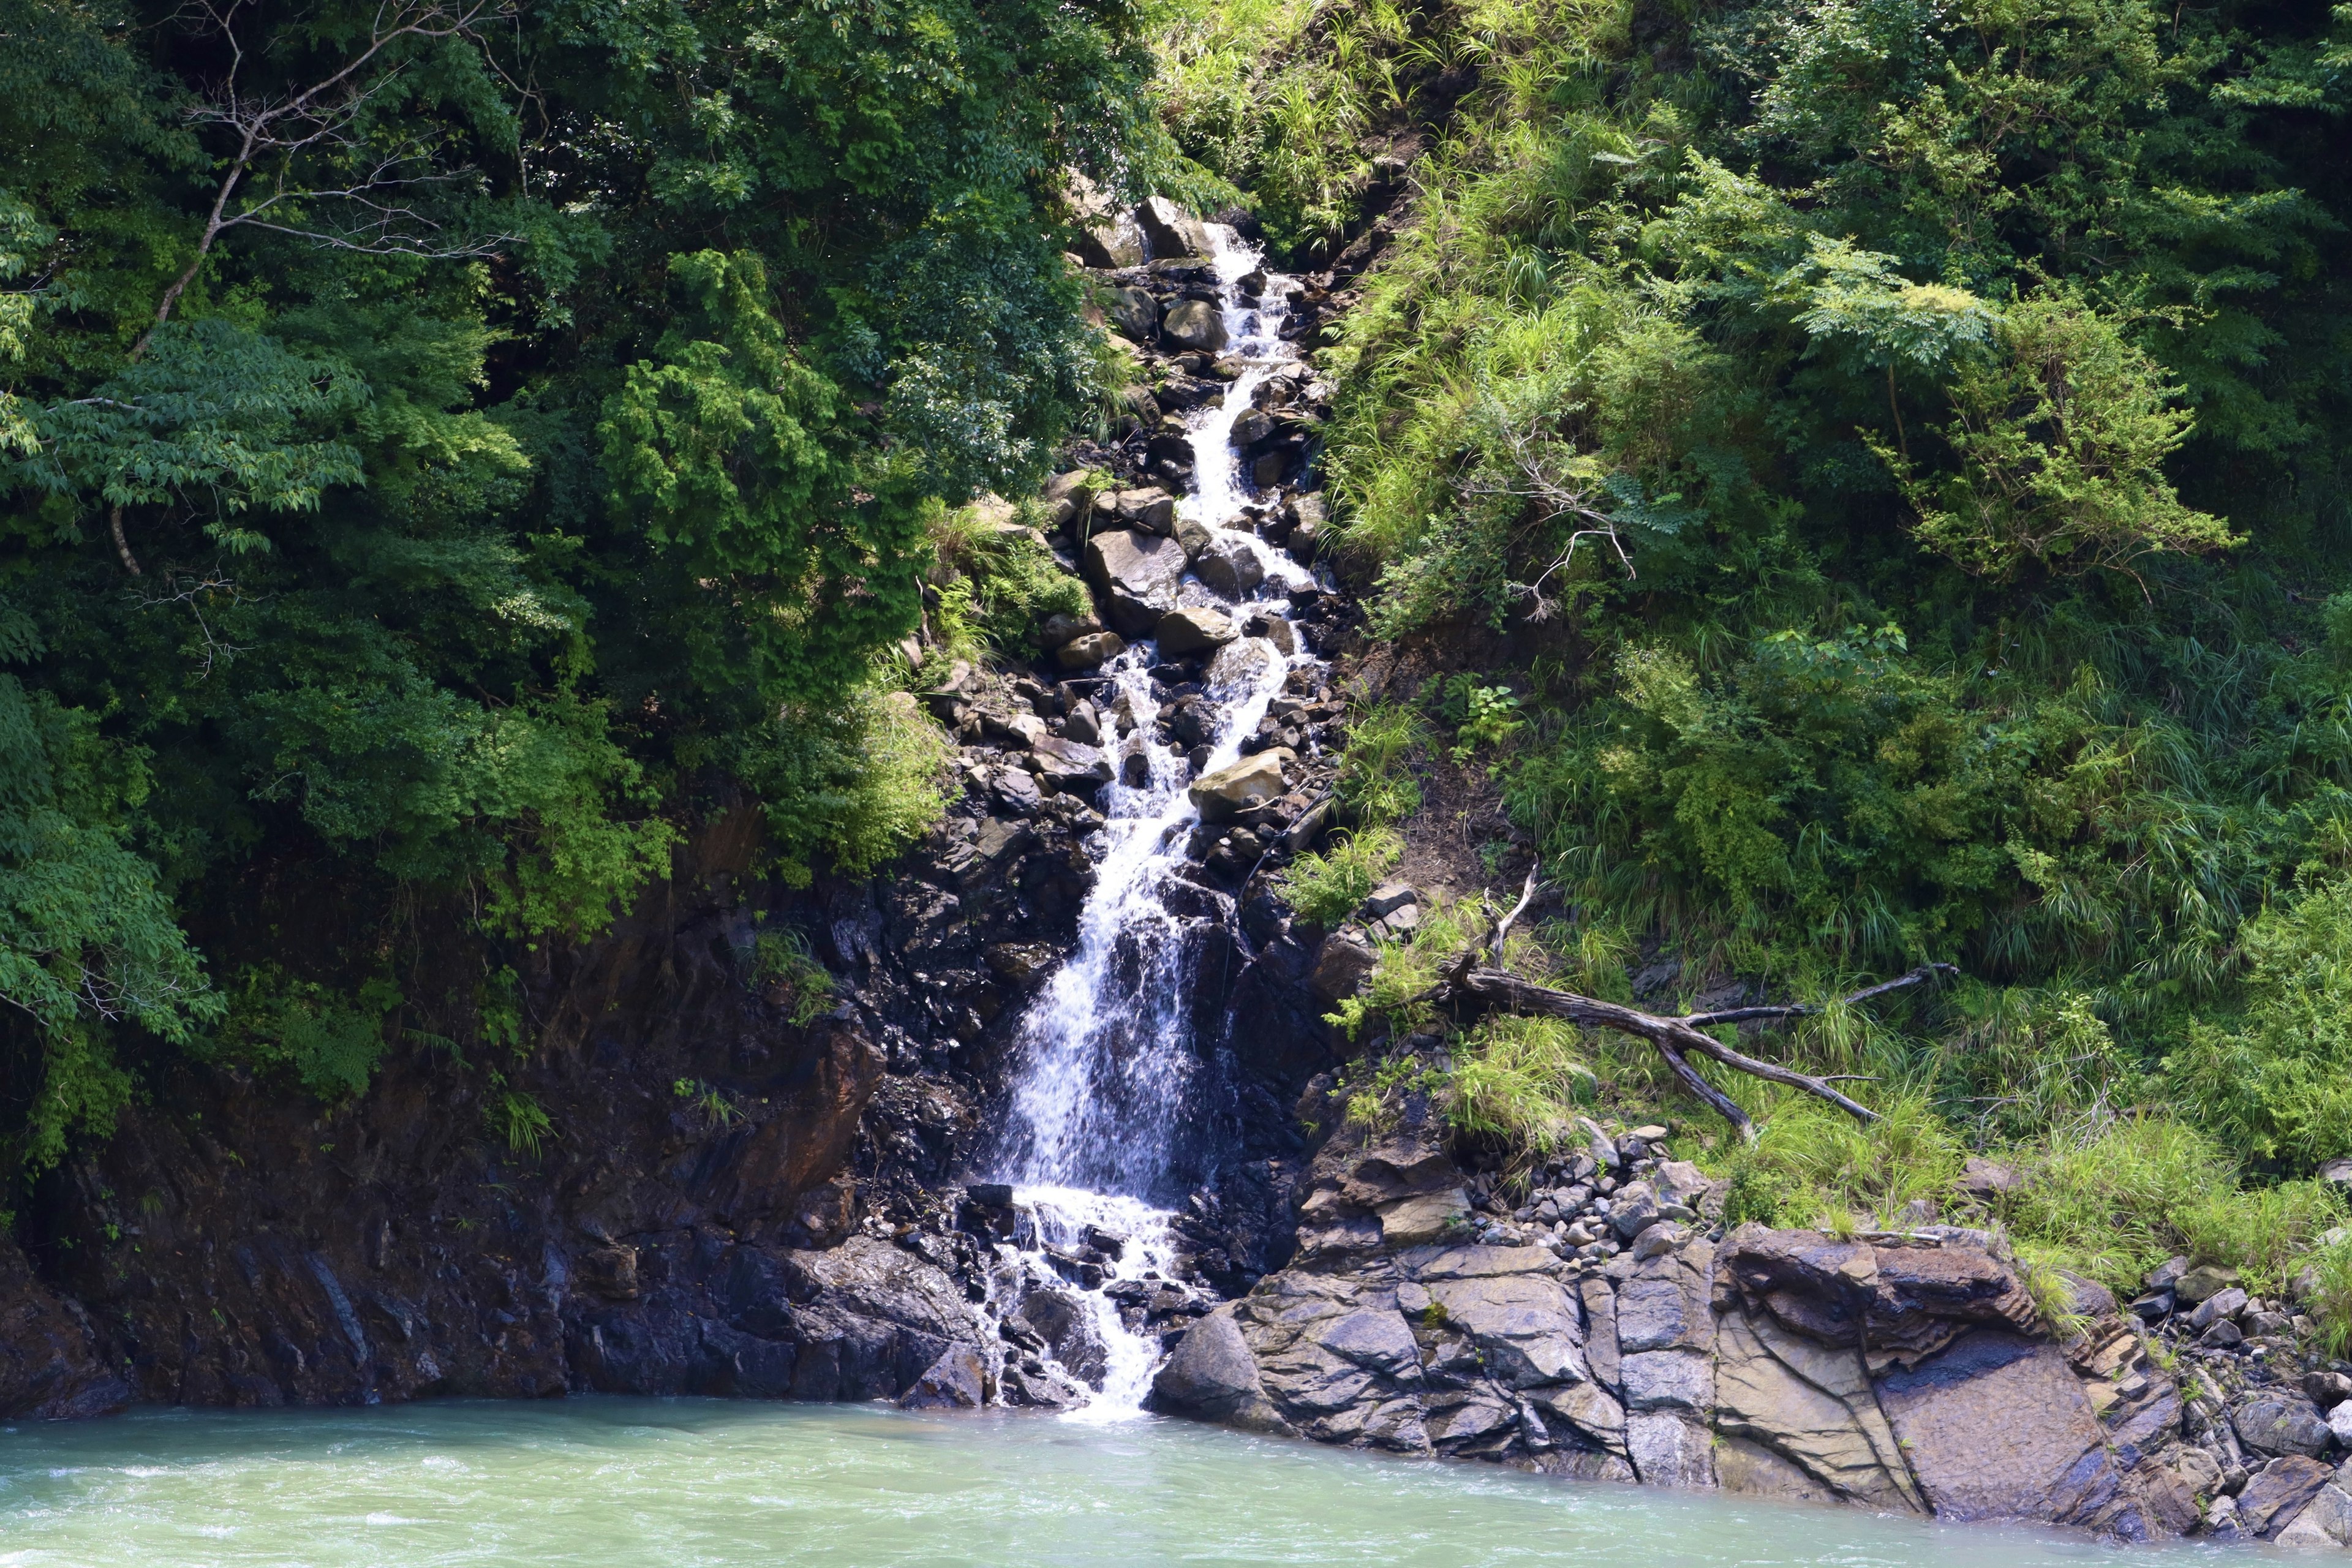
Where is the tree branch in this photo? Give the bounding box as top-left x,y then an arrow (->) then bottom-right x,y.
1430,896 -> 1958,1140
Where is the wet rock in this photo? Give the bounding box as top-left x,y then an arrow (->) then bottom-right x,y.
1627,1412 -> 1717,1488
1031,736 -> 1112,790
1715,1226 -> 2040,1363
2277,1482 -> 2352,1547
1152,1303 -> 1293,1434
898,1345 -> 984,1409
1230,408 -> 1273,446
1161,300 -> 1227,353
1155,606 -> 1239,657
1191,532 -> 1265,599
1207,638 -> 1283,690
1085,530 -> 1188,636
1713,1306 -> 1923,1511
0,1236 -> 131,1419
1055,631 -> 1126,671
1875,1329 -> 2160,1536
1243,612 -> 1297,655
1189,749 -> 1292,820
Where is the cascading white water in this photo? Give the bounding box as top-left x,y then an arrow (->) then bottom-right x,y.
988,227 -> 1327,1418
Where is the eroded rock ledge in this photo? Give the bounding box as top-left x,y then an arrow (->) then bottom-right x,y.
1153,1115 -> 2242,1544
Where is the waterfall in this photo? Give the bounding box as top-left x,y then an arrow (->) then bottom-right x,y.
986,226 -> 1327,1419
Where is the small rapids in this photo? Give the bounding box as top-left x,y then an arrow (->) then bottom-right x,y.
983,226 -> 1329,1417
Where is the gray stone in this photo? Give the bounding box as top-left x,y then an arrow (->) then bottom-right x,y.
1154,606 -> 1238,657
1109,287 -> 1158,343
2176,1264 -> 2241,1305
897,1344 -> 984,1409
1874,1328 -> 2167,1536
1242,611 -> 1297,655
2277,1482 -> 2352,1548
1038,609 -> 1102,647
2188,1285 -> 2248,1330
1608,1181 -> 1662,1238
1162,300 -> 1227,353
1191,531 -> 1265,598
1152,1305 -> 1292,1435
1626,1411 -> 1716,1487
1189,750 -> 1291,820
1135,195 -> 1212,258
2242,1457 -> 2336,1536
1207,637 -> 1282,690
1417,1257 -> 1586,1387
1055,631 -> 1125,671
1308,932 -> 1377,1003
2238,1394 -> 2334,1458
1114,487 -> 1178,534
1621,1349 -> 1711,1412
1362,881 -> 1417,919
2146,1255 -> 2192,1291
1031,736 -> 1112,789
1041,471 -> 1097,532
1084,529 -> 1187,636
1713,1306 -> 1924,1512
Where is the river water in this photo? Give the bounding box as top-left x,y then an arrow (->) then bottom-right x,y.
0,1398 -> 2213,1566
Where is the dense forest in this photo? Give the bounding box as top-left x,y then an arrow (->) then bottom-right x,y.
6,0 -> 2352,1322
0,0 -> 1147,1178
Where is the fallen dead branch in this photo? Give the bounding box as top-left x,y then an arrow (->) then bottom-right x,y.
1434,872 -> 1956,1142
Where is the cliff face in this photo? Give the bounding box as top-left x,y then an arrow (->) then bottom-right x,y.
1153,1115 -> 2218,1541
0,758 -> 1330,1417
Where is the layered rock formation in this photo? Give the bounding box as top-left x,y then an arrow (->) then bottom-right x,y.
1154,1116 -> 2234,1544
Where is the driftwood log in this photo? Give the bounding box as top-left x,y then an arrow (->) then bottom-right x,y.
1433,870 -> 1956,1141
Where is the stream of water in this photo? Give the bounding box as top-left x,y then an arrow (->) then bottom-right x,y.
0,1398 -> 2217,1567
987,225 -> 1323,1416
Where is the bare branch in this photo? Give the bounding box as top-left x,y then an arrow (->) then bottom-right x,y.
1683,963 -> 1959,1028
137,0 -> 519,355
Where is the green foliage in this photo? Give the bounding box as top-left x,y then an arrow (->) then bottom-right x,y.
1896,291 -> 2241,582
0,0 -> 1159,1170
925,499 -> 1092,658
737,687 -> 953,888
1276,826 -> 1403,924
1445,1014 -> 1597,1155
1335,701 -> 1427,827
751,927 -> 835,1028
206,971 -> 401,1101
489,1089 -> 552,1159
2166,875 -> 2352,1169
1714,1090 -> 1966,1229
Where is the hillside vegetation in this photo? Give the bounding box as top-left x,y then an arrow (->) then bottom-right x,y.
1161,0 -> 2352,1303
0,0 -> 1151,1185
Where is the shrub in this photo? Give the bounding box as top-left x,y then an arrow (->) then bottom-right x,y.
1446,1014 -> 1597,1155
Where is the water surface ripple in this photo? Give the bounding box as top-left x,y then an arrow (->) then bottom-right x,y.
0,1399 -> 2215,1567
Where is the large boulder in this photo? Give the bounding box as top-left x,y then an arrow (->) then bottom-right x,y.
1161,300 -> 1227,353
1055,631 -> 1125,671
1155,606 -> 1238,657
1713,1305 -> 1924,1511
1189,748 -> 1292,820
1191,529 -> 1266,599
1136,195 -> 1212,258
1874,1329 -> 2164,1537
1153,1305 -> 1294,1434
1108,287 -> 1158,342
1085,529 -> 1187,636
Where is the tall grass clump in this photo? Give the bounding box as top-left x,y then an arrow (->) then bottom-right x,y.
1278,826 -> 1404,924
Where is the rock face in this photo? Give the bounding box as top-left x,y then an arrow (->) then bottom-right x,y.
1156,1121 -> 2206,1542
1161,300 -> 1227,353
